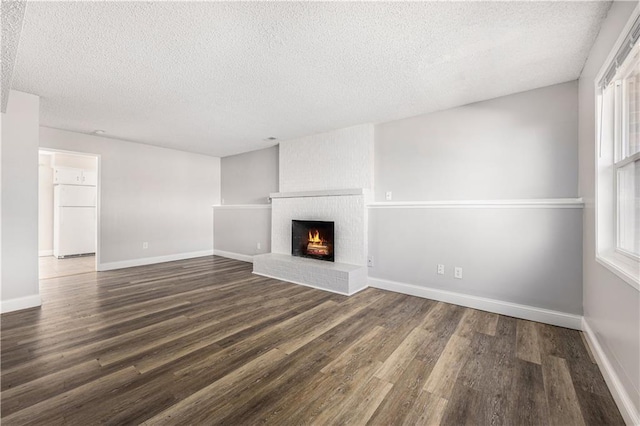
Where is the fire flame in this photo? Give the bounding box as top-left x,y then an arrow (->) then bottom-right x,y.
308,229 -> 323,243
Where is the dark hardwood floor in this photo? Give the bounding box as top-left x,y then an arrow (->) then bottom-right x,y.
1,256 -> 624,425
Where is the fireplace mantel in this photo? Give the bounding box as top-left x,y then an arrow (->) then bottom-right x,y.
269,188 -> 368,199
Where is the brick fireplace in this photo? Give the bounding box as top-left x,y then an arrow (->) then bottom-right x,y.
252,124 -> 373,295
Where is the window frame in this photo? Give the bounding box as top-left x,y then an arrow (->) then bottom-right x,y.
612,53 -> 640,261
594,8 -> 640,290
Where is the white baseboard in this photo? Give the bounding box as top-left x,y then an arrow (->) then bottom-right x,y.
1,294 -> 42,314
97,250 -> 214,271
252,271 -> 367,297
582,319 -> 640,426
39,250 -> 53,257
213,250 -> 254,263
368,277 -> 583,330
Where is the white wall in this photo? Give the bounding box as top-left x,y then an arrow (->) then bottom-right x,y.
369,82 -> 583,321
279,124 -> 374,192
1,91 -> 41,312
578,2 -> 639,423
38,153 -> 54,254
51,152 -> 98,170
40,127 -> 221,269
375,81 -> 579,201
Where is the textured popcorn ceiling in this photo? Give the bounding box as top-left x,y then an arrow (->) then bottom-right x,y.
1,0 -> 26,113
12,1 -> 611,157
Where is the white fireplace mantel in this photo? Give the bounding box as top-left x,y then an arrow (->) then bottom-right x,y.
269,188 -> 369,199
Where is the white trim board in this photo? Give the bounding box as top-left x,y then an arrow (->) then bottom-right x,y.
213,204 -> 272,210
39,250 -> 53,257
1,294 -> 42,314
213,250 -> 254,263
367,198 -> 584,209
97,250 -> 214,271
270,188 -> 367,199
582,319 -> 640,426
596,255 -> 640,291
369,277 -> 582,330
252,271 -> 368,296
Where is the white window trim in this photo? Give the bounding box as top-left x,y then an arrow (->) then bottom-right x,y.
596,254 -> 639,290
594,5 -> 640,291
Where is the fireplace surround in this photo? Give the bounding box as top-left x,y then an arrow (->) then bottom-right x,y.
253,189 -> 369,295
252,123 -> 373,295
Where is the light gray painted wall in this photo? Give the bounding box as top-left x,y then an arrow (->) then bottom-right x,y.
214,207 -> 271,256
51,152 -> 98,170
375,81 -> 579,201
368,208 -> 583,314
369,81 -> 583,315
1,91 -> 40,304
40,127 -> 221,265
578,0 -> 639,416
216,146 -> 277,257
221,146 -> 278,205
38,154 -> 54,253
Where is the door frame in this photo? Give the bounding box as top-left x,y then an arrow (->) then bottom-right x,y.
38,148 -> 102,275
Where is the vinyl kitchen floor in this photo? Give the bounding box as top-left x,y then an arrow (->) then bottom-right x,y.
39,255 -> 95,280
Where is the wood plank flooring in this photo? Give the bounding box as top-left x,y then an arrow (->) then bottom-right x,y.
1,256 -> 624,425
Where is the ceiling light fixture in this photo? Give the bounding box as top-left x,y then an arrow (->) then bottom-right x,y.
93,130 -> 106,135
264,136 -> 277,141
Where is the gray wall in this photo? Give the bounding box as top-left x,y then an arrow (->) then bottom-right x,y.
215,146 -> 277,257
369,207 -> 583,314
1,91 -> 40,309
369,82 -> 583,314
214,207 -> 271,256
578,0 -> 639,417
221,145 -> 278,205
40,127 -> 221,267
375,81 -> 579,201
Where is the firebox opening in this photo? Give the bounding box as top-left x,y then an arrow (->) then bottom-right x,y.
292,220 -> 334,262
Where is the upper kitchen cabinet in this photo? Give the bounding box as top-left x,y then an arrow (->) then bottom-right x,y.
54,167 -> 97,186
82,170 -> 97,186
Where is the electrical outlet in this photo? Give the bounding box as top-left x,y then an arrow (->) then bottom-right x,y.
257,242 -> 261,250
143,242 -> 149,249
437,264 -> 445,275
454,267 -> 463,279
385,191 -> 392,201
367,256 -> 374,267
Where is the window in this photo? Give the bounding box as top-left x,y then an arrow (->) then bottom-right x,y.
615,48 -> 639,258
596,13 -> 640,288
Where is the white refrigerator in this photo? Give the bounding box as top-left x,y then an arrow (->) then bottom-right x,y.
53,185 -> 97,258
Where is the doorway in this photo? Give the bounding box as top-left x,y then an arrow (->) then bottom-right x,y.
38,149 -> 100,280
